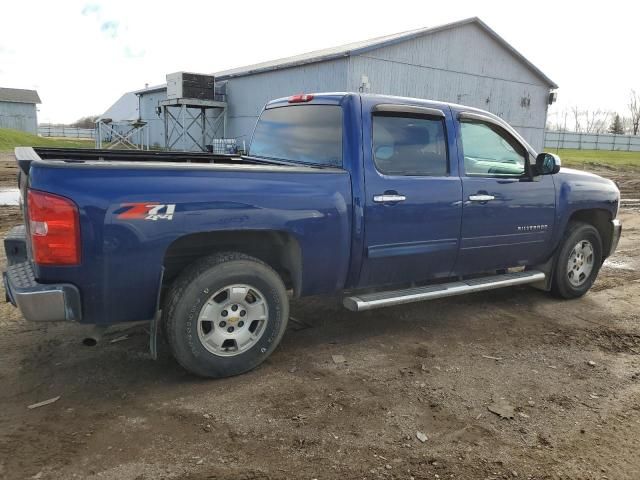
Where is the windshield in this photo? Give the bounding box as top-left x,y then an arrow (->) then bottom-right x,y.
249,105 -> 343,167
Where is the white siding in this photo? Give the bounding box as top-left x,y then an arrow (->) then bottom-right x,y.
138,91 -> 168,147
0,101 -> 38,134
357,23 -> 547,87
347,22 -> 550,151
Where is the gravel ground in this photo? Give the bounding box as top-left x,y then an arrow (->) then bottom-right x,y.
0,158 -> 638,480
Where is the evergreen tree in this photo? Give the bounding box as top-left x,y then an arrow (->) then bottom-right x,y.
608,114 -> 625,134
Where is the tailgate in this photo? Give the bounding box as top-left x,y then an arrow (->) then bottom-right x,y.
15,146 -> 37,193
14,147 -> 37,259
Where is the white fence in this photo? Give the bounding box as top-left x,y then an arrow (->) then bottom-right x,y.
544,130 -> 640,152
38,124 -> 95,139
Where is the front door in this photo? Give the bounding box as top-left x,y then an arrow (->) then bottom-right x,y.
358,100 -> 462,287
455,114 -> 556,275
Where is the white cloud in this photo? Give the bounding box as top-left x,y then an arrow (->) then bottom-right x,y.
81,3 -> 101,16
100,20 -> 120,39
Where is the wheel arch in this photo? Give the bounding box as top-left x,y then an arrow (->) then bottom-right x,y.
566,208 -> 613,259
533,207 -> 613,292
162,230 -> 303,297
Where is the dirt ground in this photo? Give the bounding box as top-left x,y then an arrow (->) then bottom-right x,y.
0,158 -> 638,480
0,153 -> 20,187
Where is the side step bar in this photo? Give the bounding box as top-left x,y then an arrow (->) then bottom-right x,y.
343,270 -> 545,312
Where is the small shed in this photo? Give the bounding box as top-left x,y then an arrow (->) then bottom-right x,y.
0,87 -> 41,134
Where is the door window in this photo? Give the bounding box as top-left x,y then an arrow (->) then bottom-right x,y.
460,121 -> 526,177
372,114 -> 448,176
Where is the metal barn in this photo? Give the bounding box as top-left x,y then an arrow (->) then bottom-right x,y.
218,17 -> 557,151
106,17 -> 557,152
0,87 -> 41,134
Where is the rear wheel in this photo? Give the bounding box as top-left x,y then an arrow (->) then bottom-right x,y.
163,252 -> 289,378
551,222 -> 602,299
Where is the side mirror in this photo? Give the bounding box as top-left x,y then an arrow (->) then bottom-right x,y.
535,152 -> 561,175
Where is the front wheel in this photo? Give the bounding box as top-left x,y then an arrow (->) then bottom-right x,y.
163,252 -> 289,378
551,222 -> 603,299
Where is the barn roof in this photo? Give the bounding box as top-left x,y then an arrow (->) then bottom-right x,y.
215,17 -> 557,88
0,87 -> 41,104
133,84 -> 167,95
98,91 -> 139,122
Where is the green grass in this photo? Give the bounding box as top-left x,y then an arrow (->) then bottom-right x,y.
551,148 -> 640,170
0,128 -> 95,153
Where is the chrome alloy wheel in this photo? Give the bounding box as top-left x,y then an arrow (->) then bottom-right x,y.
566,240 -> 595,287
197,284 -> 269,357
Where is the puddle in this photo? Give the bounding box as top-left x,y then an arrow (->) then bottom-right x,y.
603,258 -> 635,270
0,188 -> 20,206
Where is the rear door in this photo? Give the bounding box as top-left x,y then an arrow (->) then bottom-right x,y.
358,99 -> 462,287
455,112 -> 555,274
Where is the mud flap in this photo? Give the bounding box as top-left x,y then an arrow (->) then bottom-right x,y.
149,267 -> 165,360
530,255 -> 555,291
149,311 -> 159,360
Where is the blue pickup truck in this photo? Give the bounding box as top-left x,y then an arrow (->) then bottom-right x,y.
4,92 -> 621,377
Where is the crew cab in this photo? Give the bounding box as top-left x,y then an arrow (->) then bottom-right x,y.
4,93 -> 622,377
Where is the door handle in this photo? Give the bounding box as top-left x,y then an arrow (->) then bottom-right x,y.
373,194 -> 406,203
468,194 -> 495,202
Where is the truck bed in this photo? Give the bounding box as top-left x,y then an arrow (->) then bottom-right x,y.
14,145 -> 352,325
14,147 -> 262,175
31,147 -> 244,163
15,147 -> 339,177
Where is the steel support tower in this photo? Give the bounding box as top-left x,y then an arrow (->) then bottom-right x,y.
160,98 -> 227,152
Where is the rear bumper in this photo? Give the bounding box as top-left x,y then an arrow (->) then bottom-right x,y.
4,261 -> 82,322
3,226 -> 81,322
609,219 -> 622,257
5,225 -> 28,266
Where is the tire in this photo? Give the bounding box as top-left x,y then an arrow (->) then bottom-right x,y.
551,221 -> 603,299
163,252 -> 289,378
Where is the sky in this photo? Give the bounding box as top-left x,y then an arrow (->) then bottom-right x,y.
0,0 -> 638,125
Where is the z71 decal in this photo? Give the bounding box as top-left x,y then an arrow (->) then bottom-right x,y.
117,203 -> 176,221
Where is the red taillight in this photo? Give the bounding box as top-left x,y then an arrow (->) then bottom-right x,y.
288,93 -> 314,103
27,189 -> 80,265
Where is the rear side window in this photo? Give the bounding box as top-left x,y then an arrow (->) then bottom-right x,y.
250,105 -> 342,167
373,114 -> 448,176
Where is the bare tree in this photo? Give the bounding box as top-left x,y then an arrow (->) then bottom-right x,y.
568,107 -> 609,133
546,111 -> 571,132
70,115 -> 100,129
571,105 -> 582,132
584,109 -> 609,133
629,89 -> 640,135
